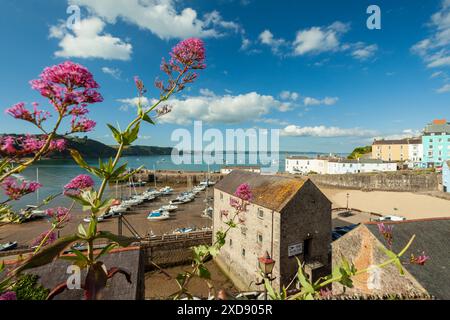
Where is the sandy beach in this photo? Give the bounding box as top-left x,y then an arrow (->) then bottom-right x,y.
322,188 -> 450,219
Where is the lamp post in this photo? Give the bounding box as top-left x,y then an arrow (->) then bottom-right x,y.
346,193 -> 350,210
255,251 -> 276,300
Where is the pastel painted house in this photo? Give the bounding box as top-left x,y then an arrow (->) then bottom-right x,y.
422,119 -> 450,167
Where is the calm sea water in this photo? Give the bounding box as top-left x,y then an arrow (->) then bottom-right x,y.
4,152 -> 345,210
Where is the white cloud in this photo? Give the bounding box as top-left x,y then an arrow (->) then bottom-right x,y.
50,17 -> 132,60
102,67 -> 122,79
255,118 -> 289,126
281,125 -> 376,138
118,97 -> 150,111
280,90 -> 299,101
157,92 -> 286,125
258,30 -> 286,54
351,43 -> 378,60
199,88 -> 216,97
436,83 -> 450,93
412,0 -> 450,69
69,0 -> 239,40
431,71 -> 444,78
293,22 -> 349,56
303,96 -> 338,106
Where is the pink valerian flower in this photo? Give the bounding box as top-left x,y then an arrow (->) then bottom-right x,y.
410,252 -> 430,266
134,76 -> 147,97
64,174 -> 94,195
0,136 -> 17,154
1,177 -> 42,200
319,288 -> 333,298
5,102 -> 51,127
170,38 -> 206,69
29,61 -> 103,115
377,223 -> 394,247
22,136 -> 67,154
31,230 -> 57,248
69,104 -> 89,116
45,207 -> 71,225
0,291 -> 17,300
70,116 -> 96,133
157,38 -> 206,94
234,183 -> 253,201
155,105 -> 172,118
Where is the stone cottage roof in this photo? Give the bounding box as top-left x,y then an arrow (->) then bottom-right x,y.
423,120 -> 450,134
373,138 -> 422,145
365,218 -> 450,300
215,170 -> 310,212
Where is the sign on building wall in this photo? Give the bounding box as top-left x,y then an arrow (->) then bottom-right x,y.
288,243 -> 303,257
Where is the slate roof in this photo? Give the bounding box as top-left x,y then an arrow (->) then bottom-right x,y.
215,170 -> 310,212
365,218 -> 450,300
373,138 -> 422,145
423,121 -> 450,134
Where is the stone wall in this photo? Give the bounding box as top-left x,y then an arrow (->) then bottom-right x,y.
309,171 -> 441,192
133,170 -> 223,186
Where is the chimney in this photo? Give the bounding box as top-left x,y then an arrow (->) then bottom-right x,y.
433,119 -> 447,125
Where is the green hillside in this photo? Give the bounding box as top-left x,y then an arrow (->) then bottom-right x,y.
347,146 -> 372,160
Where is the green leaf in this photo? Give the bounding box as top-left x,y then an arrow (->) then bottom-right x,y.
107,124 -> 122,144
78,224 -> 87,238
14,235 -> 81,275
379,245 -> 404,275
95,243 -> 118,260
122,122 -> 140,145
295,258 -> 315,294
142,114 -> 155,125
197,264 -> 211,279
69,149 -> 89,169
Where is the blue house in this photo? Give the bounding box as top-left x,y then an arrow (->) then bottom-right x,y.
422,119 -> 450,167
444,161 -> 450,193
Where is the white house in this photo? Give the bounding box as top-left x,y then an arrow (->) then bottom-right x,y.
285,157 -> 328,174
220,165 -> 261,175
407,140 -> 424,168
286,157 -> 397,175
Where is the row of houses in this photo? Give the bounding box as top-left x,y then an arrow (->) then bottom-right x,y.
372,119 -> 450,168
285,157 -> 397,175
213,171 -> 450,299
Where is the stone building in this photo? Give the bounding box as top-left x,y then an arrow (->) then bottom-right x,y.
332,218 -> 450,299
213,171 -> 331,291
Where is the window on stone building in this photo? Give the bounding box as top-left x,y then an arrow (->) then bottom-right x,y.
257,208 -> 264,219
242,248 -> 246,257
257,232 -> 263,245
229,239 -> 232,247
220,192 -> 223,201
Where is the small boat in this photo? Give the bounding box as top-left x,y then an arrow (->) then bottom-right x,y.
202,207 -> 213,217
160,205 -> 178,212
109,205 -> 128,214
127,181 -> 147,187
174,227 -> 195,234
147,211 -> 170,221
0,241 -> 18,252
160,186 -> 174,195
170,199 -> 185,205
83,216 -> 104,223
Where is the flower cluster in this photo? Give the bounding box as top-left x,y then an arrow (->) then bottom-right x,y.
30,61 -> 103,114
134,76 -> 147,97
0,291 -> 17,300
63,174 -> 94,195
157,38 -> 206,95
410,252 -> 430,266
45,207 -> 71,226
70,116 -> 96,133
5,102 -> 50,127
234,183 -> 252,201
31,231 -> 57,248
0,135 -> 66,156
1,177 -> 42,200
377,223 -> 394,248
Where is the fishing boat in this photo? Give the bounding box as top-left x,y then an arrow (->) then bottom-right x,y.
147,211 -> 170,221
0,241 -> 18,252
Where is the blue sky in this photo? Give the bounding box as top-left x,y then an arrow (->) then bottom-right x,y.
0,0 -> 449,153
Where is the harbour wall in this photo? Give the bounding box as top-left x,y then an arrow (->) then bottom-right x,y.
132,170 -> 224,186
308,171 -> 441,192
